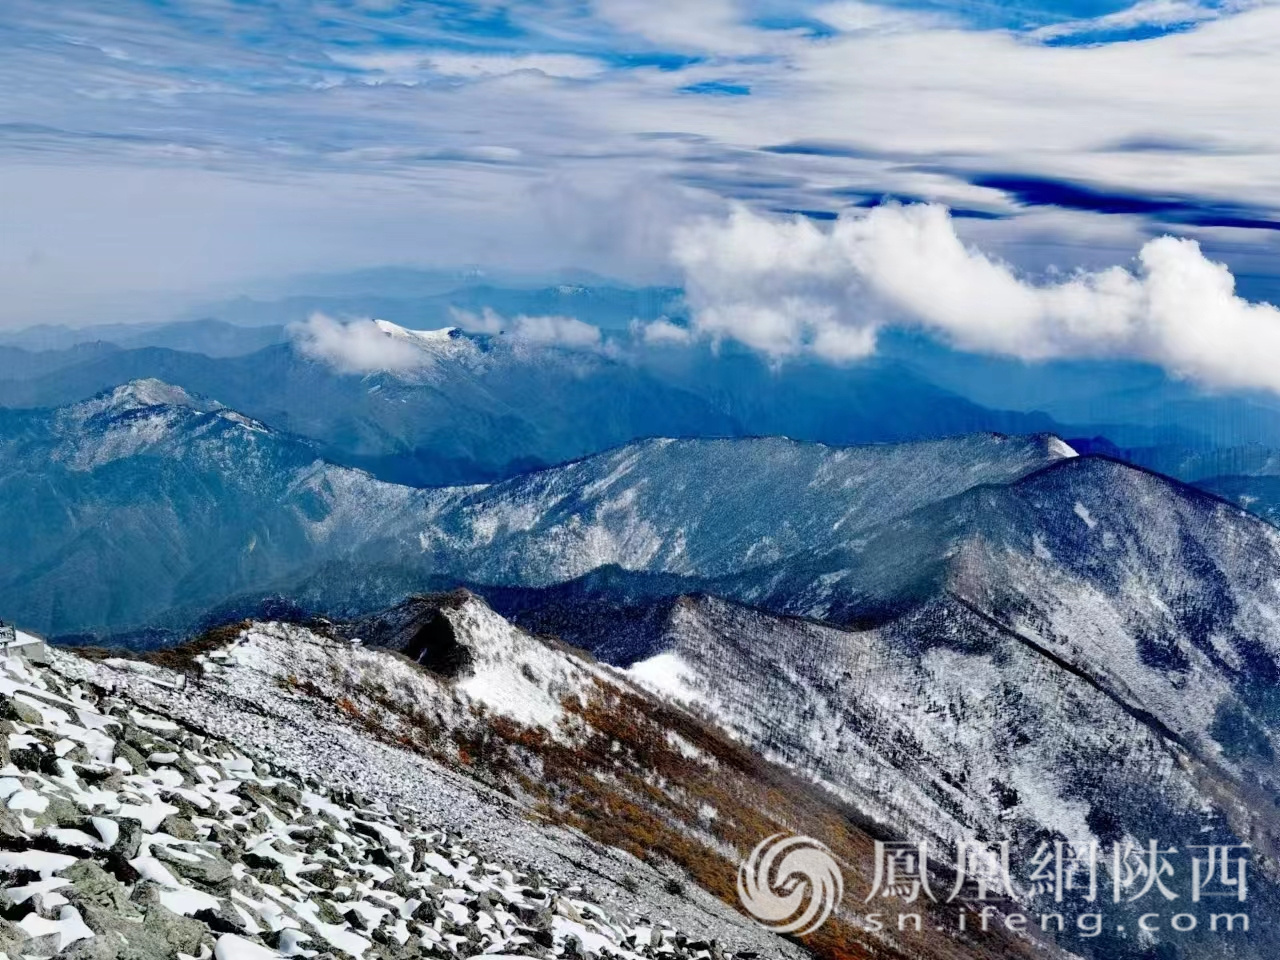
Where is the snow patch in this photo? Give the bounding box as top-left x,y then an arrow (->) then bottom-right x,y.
627,654 -> 705,708
1073,502 -> 1097,528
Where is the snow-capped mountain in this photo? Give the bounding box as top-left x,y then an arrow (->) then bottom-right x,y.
0,334 -> 741,487
49,380 -> 266,471
537,461 -> 1280,958
410,433 -> 1077,585
557,456 -> 1280,832
12,585 -> 1272,960
282,431 -> 1080,624
8,391 -> 1280,959
626,593 -> 1275,869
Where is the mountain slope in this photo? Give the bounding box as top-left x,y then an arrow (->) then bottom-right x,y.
41,593 -> 1076,960
1,614 -> 815,960
447,455 -> 1280,959
410,433 -> 1076,585
421,451 -> 1280,882
1195,473 -> 1280,527
33,584 -> 1277,960
672,457 -> 1280,829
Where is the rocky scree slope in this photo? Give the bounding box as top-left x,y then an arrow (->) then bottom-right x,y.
0,630 -> 808,960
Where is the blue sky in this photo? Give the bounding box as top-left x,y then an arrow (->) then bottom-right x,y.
1,0 -> 1278,327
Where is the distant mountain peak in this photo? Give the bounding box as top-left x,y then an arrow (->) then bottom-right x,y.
74,378 -> 274,435
51,379 -> 273,471
341,318 -> 485,375
81,377 -> 222,416
371,319 -> 459,343
1043,434 -> 1079,460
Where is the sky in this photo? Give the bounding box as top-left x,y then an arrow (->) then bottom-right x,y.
2,0 -> 1280,356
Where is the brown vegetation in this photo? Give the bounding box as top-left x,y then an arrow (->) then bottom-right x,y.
66,620 -> 251,675
303,656 -> 1052,960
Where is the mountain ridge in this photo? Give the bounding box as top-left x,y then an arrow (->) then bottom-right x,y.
34,591 -> 1090,960
0,380 -> 1078,639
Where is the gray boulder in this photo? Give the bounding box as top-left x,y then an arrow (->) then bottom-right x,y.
143,903 -> 207,955
63,860 -> 138,918
155,844 -> 234,886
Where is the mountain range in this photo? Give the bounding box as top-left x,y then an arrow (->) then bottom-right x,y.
10,377 -> 1280,655
25,580 -> 1278,960
6,296 -> 1280,960
6,308 -> 1280,518
0,379 -> 1077,639
0,319 -> 1059,487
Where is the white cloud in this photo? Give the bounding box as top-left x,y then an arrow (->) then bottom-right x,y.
814,1 -> 948,33
452,306 -> 506,335
289,313 -> 424,373
512,313 -> 604,348
634,317 -> 694,345
592,0 -> 762,54
674,203 -> 1280,392
9,0 -> 1280,326
451,307 -> 604,349
673,206 -> 879,360
428,53 -> 605,80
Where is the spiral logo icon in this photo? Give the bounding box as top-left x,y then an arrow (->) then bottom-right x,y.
738,833 -> 844,935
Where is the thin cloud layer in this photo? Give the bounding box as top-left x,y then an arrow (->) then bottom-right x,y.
675,204 -> 1280,392
294,309 -> 608,374
452,307 -> 604,348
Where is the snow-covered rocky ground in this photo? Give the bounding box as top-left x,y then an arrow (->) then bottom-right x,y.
0,632 -> 805,960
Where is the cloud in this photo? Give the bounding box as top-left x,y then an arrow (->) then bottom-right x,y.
512,313 -> 604,348
427,53 -> 605,80
814,2 -> 947,34
451,307 -> 604,349
967,173 -> 1280,231
674,203 -> 1280,392
592,0 -> 763,54
289,313 -> 423,373
452,306 -> 506,335
330,51 -> 606,82
634,317 -> 694,345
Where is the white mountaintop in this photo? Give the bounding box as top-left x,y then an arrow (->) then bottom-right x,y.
70,379 -> 222,419
372,320 -> 459,343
